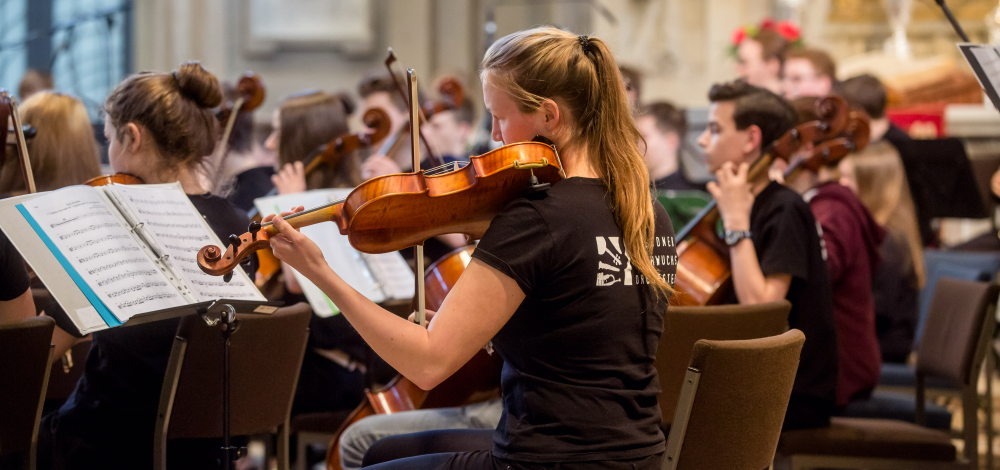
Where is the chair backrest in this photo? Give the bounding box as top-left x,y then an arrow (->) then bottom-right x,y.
0,316 -> 55,457
915,250 -> 1000,346
657,301 -> 790,427
160,302 -> 312,439
916,277 -> 999,387
664,329 -> 804,470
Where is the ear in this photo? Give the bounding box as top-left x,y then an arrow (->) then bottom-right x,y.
124,123 -> 143,154
743,125 -> 763,156
538,99 -> 561,133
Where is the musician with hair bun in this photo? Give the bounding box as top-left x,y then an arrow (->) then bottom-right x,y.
36,62 -> 258,470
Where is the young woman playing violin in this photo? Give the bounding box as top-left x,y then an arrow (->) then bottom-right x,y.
264,27 -> 677,470
37,61 -> 258,470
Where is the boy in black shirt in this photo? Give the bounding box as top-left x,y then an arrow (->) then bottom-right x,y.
698,80 -> 838,430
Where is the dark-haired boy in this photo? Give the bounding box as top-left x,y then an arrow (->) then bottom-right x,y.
698,80 -> 838,430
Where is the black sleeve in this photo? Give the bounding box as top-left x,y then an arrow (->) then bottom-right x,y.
0,228 -> 30,301
471,199 -> 553,296
755,201 -> 812,282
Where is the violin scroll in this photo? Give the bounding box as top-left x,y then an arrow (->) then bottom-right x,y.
424,77 -> 465,119
362,108 -> 392,145
216,72 -> 266,123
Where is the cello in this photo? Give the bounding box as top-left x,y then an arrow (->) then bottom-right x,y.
671,96 -> 851,306
323,245 -> 504,470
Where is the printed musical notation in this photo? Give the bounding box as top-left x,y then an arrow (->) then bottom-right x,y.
112,185 -> 265,302
21,186 -> 185,322
68,234 -> 131,252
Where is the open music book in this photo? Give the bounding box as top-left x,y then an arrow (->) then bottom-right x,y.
1,183 -> 268,335
253,188 -> 414,317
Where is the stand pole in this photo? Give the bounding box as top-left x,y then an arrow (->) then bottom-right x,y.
217,304 -> 244,469
935,0 -> 971,42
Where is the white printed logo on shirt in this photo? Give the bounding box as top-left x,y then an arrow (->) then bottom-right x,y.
596,236 -> 632,286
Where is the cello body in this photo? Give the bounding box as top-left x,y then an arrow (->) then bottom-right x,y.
324,246 -> 504,470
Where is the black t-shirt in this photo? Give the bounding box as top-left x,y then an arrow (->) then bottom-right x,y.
0,228 -> 29,301
472,178 -> 677,463
49,194 -> 257,462
227,166 -> 275,213
750,182 -> 837,406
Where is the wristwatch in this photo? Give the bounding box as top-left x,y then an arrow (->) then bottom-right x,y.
724,230 -> 752,247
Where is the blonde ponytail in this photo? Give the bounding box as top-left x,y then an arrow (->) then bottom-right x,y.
482,27 -> 673,298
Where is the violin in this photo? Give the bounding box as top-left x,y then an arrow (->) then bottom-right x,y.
85,173 -> 145,186
422,76 -> 465,119
303,107 -> 392,175
324,246 -> 504,470
198,138 -> 563,279
671,96 -> 851,306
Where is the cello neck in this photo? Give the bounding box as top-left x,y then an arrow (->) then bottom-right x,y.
675,150 -> 776,241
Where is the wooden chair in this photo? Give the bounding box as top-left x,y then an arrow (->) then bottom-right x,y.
0,316 -> 56,470
658,301 -> 790,430
663,329 -> 805,470
777,277 -> 1000,469
154,303 -> 312,470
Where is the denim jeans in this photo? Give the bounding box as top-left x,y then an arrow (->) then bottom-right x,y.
339,398 -> 503,470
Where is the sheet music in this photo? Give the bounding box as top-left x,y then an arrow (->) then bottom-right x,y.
254,189 -> 414,317
19,186 -> 185,322
109,184 -> 265,302
362,252 -> 415,300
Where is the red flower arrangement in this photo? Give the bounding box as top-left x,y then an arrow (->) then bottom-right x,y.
729,18 -> 802,57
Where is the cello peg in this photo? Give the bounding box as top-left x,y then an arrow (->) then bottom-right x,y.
229,234 -> 242,248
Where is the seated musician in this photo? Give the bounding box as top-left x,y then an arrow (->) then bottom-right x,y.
422,92 -> 476,163
733,23 -> 792,95
839,74 -> 936,247
838,142 -> 926,364
260,90 -> 372,417
1,91 -> 105,360
36,62 -> 260,470
0,230 -> 34,324
699,80 -> 837,430
781,48 -> 837,99
1,91 -> 101,195
637,101 -> 705,193
265,27 -> 677,469
784,96 -> 886,409
219,81 -> 276,213
266,90 -> 362,196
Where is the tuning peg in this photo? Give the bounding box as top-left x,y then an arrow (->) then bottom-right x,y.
229,234 -> 242,248
249,221 -> 261,240
223,271 -> 234,283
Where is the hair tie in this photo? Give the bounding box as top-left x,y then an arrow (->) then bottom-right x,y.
578,35 -> 591,51
171,71 -> 180,85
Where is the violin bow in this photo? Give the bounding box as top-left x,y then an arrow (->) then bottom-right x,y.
385,48 -> 441,168
408,69 -> 428,328
0,90 -> 37,193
